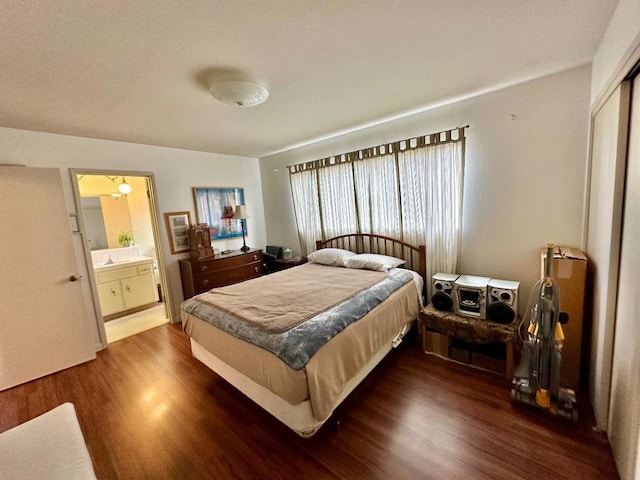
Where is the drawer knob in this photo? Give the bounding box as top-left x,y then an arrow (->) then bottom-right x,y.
125,285 -> 131,292
254,266 -> 259,272
200,265 -> 208,271
202,279 -> 209,285
110,288 -> 116,295
253,255 -> 258,261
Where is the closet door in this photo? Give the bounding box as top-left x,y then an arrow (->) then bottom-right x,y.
0,166 -> 95,391
585,82 -> 630,429
608,75 -> 640,480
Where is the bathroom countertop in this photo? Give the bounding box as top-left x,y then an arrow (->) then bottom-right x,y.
93,256 -> 153,272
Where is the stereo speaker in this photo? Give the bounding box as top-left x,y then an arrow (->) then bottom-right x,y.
431,273 -> 459,311
486,279 -> 520,324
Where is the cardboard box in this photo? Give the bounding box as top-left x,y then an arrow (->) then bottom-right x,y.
424,331 -> 450,357
541,246 -> 587,389
449,338 -> 472,364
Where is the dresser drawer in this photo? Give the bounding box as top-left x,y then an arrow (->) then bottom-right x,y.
194,262 -> 264,293
193,251 -> 263,274
180,248 -> 264,299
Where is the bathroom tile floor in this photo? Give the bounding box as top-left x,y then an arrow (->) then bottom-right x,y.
105,304 -> 168,343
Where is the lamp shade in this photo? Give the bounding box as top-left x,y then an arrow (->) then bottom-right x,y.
232,205 -> 249,220
209,81 -> 269,107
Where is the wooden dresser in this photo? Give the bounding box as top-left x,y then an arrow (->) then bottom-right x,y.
179,248 -> 264,299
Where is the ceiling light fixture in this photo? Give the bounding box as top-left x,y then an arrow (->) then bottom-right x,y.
118,177 -> 132,195
209,80 -> 269,107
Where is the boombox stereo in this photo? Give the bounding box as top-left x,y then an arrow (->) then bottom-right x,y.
486,279 -> 520,324
431,273 -> 459,311
453,275 -> 490,319
432,273 -> 520,324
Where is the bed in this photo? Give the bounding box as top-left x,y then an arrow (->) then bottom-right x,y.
181,233 -> 426,437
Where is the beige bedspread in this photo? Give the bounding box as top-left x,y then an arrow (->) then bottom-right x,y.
182,274 -> 421,421
194,263 -> 386,333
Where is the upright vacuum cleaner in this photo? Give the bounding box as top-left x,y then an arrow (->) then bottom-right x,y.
511,244 -> 578,423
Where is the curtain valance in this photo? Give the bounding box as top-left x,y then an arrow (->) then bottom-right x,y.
288,126 -> 467,174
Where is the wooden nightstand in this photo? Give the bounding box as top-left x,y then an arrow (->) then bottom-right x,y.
419,304 -> 519,379
273,256 -> 307,271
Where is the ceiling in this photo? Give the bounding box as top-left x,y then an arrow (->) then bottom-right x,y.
1,1 -> 618,159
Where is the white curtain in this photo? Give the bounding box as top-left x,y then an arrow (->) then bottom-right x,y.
289,130 -> 465,279
353,153 -> 401,238
318,162 -> 358,239
397,149 -> 427,249
289,169 -> 322,256
398,141 -> 464,282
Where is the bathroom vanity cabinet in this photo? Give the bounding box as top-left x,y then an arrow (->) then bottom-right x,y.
95,258 -> 158,318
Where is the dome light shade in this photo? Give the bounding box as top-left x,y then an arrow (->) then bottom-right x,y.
209,81 -> 269,107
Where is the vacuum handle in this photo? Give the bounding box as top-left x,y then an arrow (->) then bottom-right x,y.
544,243 -> 554,280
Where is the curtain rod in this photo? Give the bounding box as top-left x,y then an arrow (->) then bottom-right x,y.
288,125 -> 468,174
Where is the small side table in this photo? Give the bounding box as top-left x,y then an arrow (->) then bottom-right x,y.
419,304 -> 519,379
273,256 -> 308,271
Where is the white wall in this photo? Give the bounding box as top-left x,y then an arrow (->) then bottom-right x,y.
123,177 -> 155,258
0,127 -> 267,346
260,65 -> 591,314
590,0 -> 640,107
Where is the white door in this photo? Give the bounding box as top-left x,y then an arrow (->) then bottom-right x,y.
0,166 -> 96,391
607,75 -> 640,480
585,82 -> 630,428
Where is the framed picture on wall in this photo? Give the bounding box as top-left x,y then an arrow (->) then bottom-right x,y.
193,187 -> 245,241
164,211 -> 192,254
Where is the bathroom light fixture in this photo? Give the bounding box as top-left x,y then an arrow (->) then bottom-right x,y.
209,80 -> 269,107
118,177 -> 132,195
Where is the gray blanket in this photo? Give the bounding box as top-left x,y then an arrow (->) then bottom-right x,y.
181,268 -> 414,369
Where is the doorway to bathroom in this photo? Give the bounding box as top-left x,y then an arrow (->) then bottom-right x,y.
72,170 -> 170,345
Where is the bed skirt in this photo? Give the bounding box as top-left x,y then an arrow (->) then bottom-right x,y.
191,319 -> 414,437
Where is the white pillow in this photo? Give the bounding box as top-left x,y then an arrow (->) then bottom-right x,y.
307,248 -> 356,267
345,253 -> 405,272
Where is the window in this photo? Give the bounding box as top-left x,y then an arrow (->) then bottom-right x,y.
289,127 -> 466,280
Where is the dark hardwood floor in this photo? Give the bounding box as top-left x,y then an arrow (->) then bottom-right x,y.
0,324 -> 619,479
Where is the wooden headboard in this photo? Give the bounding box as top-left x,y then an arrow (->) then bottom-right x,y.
316,233 -> 426,286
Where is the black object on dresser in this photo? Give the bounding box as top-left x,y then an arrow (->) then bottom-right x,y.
179,249 -> 264,299
263,245 -> 283,273
272,256 -> 307,272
